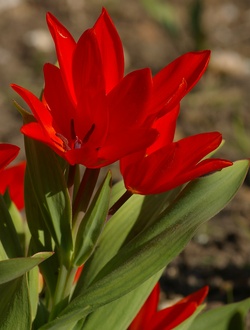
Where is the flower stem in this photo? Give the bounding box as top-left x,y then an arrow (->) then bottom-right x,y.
49,264 -> 77,321
108,190 -> 133,217
72,168 -> 100,222
67,164 -> 76,201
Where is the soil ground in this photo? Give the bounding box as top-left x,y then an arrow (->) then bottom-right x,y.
0,0 -> 250,325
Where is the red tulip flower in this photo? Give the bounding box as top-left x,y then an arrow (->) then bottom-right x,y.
0,161 -> 26,210
128,283 -> 209,330
120,106 -> 232,195
12,9 -> 211,168
0,143 -> 25,209
0,143 -> 19,171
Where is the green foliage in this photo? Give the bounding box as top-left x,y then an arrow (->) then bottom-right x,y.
40,160 -> 249,329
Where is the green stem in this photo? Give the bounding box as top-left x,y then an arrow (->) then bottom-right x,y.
67,165 -> 76,201
72,168 -> 100,223
49,264 -> 77,321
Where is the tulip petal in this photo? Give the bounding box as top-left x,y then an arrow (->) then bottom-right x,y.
11,84 -> 53,129
129,284 -> 160,330
94,8 -> 124,93
147,105 -> 180,155
107,68 -> 153,128
21,122 -> 64,154
0,144 -> 19,171
43,63 -> 77,140
150,51 -> 210,115
0,161 -> 26,210
46,12 -> 76,103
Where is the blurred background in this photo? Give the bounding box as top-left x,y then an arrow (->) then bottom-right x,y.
0,0 -> 250,309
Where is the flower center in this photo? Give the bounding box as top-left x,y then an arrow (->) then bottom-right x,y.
55,119 -> 95,152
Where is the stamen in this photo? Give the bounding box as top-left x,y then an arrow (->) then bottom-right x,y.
56,133 -> 71,151
83,124 -> 95,143
70,119 -> 76,140
74,136 -> 82,149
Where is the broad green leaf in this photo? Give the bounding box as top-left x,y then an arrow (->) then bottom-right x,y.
73,192 -> 144,293
74,183 -> 180,294
24,133 -> 72,263
33,300 -> 50,329
25,170 -> 60,296
0,195 -> 22,259
41,160 -> 249,329
73,172 -> 112,266
0,275 -> 31,329
3,190 -> 30,254
124,186 -> 182,244
27,266 -> 39,322
190,298 -> 250,330
0,252 -> 53,284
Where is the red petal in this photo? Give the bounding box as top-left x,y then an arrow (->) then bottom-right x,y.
100,127 -> 157,169
107,68 -> 153,128
129,284 -> 160,330
177,286 -> 209,306
21,122 -> 64,154
72,28 -> 108,145
150,51 -> 210,115
0,144 -> 19,171
147,105 -> 180,155
121,132 -> 232,195
43,63 -> 77,140
46,12 -> 77,104
11,84 -> 53,129
150,301 -> 197,330
0,161 -> 26,210
94,8 -> 124,93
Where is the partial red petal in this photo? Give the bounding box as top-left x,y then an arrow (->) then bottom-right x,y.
46,12 -> 77,104
94,8 -> 124,93
147,105 -> 180,155
150,301 -> 197,330
100,127 -> 157,169
11,84 -> 53,129
177,286 -> 209,306
72,28 -> 108,145
21,122 -> 64,154
150,51 -> 210,116
43,63 -> 76,140
121,131 -> 232,194
172,132 -> 223,169
107,68 -> 153,128
0,144 -> 19,171
0,161 -> 26,210
129,284 -> 160,330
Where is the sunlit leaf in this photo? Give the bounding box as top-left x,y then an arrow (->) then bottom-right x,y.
40,161 -> 249,329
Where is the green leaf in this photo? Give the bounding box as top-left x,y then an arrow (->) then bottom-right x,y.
0,252 -> 53,284
41,160 -> 249,329
81,271 -> 163,330
24,137 -> 72,264
3,190 -> 30,254
74,192 -> 144,293
27,266 -> 39,322
74,185 -> 180,294
73,172 -> 112,266
0,195 -> 23,259
25,169 -> 60,297
189,298 -> 250,330
0,275 -> 31,329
